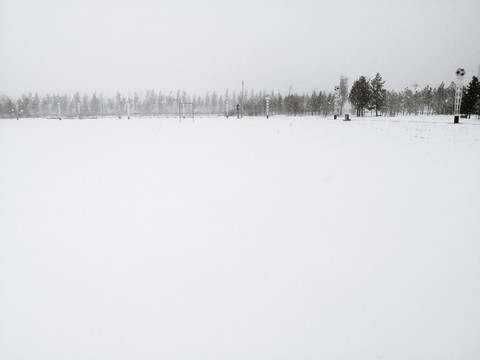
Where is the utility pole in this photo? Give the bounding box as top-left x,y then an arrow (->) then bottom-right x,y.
241,80 -> 244,118
57,101 -> 62,120
265,94 -> 270,119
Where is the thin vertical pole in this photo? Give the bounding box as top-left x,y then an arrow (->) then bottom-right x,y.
265,94 -> 270,119
241,80 -> 244,118
454,68 -> 465,123
334,85 -> 340,119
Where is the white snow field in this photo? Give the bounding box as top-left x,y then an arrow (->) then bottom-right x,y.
1,115 -> 480,360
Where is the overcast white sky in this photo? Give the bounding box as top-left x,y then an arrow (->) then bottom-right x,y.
0,0 -> 479,96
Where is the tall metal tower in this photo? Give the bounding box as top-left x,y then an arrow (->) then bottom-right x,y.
454,68 -> 465,123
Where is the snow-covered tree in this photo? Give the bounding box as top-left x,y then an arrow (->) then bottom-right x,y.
349,76 -> 371,116
385,90 -> 401,116
90,93 -> 101,115
339,75 -> 349,115
211,92 -> 218,114
32,93 -> 40,116
204,91 -> 210,113
461,76 -> 480,118
421,85 -> 433,115
371,73 -> 386,116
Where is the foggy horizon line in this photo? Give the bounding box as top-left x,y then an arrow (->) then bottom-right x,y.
2,76 -> 476,100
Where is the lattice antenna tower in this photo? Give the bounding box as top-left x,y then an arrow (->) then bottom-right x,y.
454,68 -> 465,123
334,85 -> 340,118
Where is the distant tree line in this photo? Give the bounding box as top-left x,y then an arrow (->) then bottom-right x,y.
349,73 -> 480,118
0,88 -> 345,119
1,75 -> 479,119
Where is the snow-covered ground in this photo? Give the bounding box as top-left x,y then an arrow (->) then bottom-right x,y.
1,115 -> 479,360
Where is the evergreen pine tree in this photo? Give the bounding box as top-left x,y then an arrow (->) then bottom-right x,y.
339,75 -> 349,115
421,86 -> 433,115
461,76 -> 480,118
371,73 -> 386,116
349,76 -> 371,116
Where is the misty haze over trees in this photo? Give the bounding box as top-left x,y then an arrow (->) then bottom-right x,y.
1,75 -> 479,119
